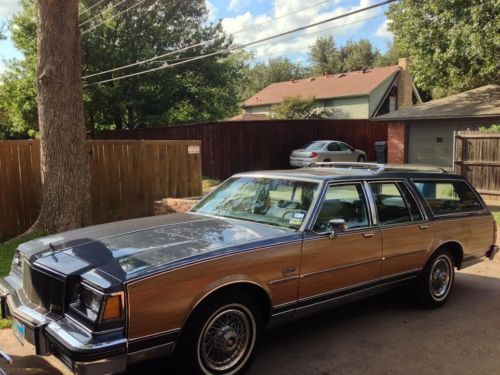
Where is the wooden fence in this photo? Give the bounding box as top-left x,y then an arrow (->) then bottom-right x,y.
454,131 -> 500,201
0,140 -> 202,238
97,119 -> 390,180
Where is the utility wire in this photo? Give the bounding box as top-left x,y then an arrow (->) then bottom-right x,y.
85,0 -> 397,86
83,0 -> 340,79
79,0 -> 110,15
80,0 -> 129,27
149,13 -> 384,66
81,0 -> 147,35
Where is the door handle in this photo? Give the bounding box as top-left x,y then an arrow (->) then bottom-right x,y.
362,232 -> 375,238
419,224 -> 429,230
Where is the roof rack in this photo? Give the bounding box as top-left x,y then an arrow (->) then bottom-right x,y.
305,162 -> 448,174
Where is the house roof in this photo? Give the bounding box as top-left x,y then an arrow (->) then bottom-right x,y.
374,84 -> 500,121
243,65 -> 401,108
224,113 -> 268,121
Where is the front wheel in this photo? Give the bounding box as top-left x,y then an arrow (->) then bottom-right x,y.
414,249 -> 455,308
176,290 -> 263,374
357,155 -> 366,162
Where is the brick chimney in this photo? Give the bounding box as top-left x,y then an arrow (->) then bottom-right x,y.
397,58 -> 413,109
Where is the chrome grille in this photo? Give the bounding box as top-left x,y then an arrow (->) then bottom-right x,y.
22,260 -> 65,314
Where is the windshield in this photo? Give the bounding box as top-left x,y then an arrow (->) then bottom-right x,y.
302,141 -> 327,151
191,177 -> 320,230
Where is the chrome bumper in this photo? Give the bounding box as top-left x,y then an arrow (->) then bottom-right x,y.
0,277 -> 127,375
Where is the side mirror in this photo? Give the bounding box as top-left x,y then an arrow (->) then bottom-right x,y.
328,218 -> 347,239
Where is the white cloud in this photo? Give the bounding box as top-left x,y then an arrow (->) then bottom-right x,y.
206,0 -> 218,21
375,19 -> 393,40
0,0 -> 20,18
221,0 -> 382,59
228,0 -> 251,12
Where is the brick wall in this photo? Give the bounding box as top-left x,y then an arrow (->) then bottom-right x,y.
387,122 -> 406,164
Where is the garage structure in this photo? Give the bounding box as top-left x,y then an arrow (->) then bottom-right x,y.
374,84 -> 500,167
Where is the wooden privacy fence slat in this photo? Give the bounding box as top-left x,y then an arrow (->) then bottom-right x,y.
0,140 -> 202,238
97,119 -> 390,181
454,131 -> 500,200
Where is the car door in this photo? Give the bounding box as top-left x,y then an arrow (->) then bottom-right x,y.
337,142 -> 356,161
368,181 -> 435,277
323,142 -> 343,161
298,182 -> 383,304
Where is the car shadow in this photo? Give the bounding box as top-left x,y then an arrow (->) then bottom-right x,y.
0,354 -> 65,375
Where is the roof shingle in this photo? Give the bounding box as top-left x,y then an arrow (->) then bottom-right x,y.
243,65 -> 400,107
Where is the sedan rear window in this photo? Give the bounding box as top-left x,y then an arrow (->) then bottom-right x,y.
302,142 -> 327,151
413,180 -> 483,216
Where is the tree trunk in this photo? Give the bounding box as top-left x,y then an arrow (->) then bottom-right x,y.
31,0 -> 91,233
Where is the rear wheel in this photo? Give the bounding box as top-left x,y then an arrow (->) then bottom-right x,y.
176,290 -> 263,374
323,159 -> 331,162
414,249 -> 455,308
357,155 -> 366,162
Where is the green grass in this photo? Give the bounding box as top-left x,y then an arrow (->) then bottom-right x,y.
0,233 -> 44,329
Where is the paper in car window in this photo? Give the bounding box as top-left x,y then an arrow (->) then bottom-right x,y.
289,211 -> 305,226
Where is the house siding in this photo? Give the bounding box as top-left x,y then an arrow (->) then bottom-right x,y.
369,73 -> 398,116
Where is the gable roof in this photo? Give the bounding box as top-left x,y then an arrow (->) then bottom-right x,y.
374,84 -> 500,121
243,65 -> 401,108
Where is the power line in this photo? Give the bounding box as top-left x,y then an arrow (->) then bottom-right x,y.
81,0 -> 147,35
150,13 -> 384,67
83,0 -> 340,79
80,0 -> 129,27
79,0 -> 110,15
85,0 -> 397,86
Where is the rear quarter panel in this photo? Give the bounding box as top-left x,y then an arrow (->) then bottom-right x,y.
429,215 -> 495,260
125,238 -> 302,340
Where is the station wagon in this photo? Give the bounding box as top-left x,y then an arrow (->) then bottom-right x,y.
0,163 -> 497,375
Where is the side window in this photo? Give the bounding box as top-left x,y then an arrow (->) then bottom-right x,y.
370,182 -> 412,225
337,142 -> 351,151
314,184 -> 369,232
414,180 -> 483,215
327,142 -> 340,152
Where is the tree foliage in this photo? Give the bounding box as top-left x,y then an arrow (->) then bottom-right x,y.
0,0 -> 246,138
309,37 -> 397,75
387,0 -> 500,98
239,57 -> 308,100
270,96 -> 332,120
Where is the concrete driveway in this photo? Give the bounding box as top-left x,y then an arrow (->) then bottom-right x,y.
1,257 -> 499,375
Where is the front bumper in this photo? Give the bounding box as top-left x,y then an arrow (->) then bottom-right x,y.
0,277 -> 127,375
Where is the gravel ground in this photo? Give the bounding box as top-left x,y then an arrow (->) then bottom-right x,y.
1,251 -> 499,375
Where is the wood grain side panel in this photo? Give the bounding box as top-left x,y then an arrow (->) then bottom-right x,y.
299,231 -> 382,299
126,241 -> 301,340
430,216 -> 495,258
380,224 -> 434,277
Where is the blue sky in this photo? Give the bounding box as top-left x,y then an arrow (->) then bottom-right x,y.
0,0 -> 393,72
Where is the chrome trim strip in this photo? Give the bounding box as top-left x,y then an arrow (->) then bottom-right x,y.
384,248 -> 427,259
269,276 -> 299,285
127,328 -> 181,343
300,258 -> 380,278
272,301 -> 297,310
295,276 -> 417,312
298,269 -> 422,304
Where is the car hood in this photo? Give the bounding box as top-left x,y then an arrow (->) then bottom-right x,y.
18,213 -> 294,285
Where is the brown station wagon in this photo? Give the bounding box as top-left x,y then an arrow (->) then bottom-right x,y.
1,163 -> 498,375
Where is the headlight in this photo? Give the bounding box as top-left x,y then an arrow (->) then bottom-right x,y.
70,283 -> 103,322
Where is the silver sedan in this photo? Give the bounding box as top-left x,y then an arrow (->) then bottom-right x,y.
290,140 -> 366,167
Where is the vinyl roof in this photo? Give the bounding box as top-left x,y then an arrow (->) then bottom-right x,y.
374,84 -> 500,121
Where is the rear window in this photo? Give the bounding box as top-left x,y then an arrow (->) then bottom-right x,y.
413,180 -> 483,216
303,142 -> 327,151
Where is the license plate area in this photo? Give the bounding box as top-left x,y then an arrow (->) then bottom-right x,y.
12,319 -> 26,345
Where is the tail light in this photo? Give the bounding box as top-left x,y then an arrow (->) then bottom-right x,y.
310,152 -> 318,158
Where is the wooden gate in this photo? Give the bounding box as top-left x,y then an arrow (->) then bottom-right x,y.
454,131 -> 500,201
